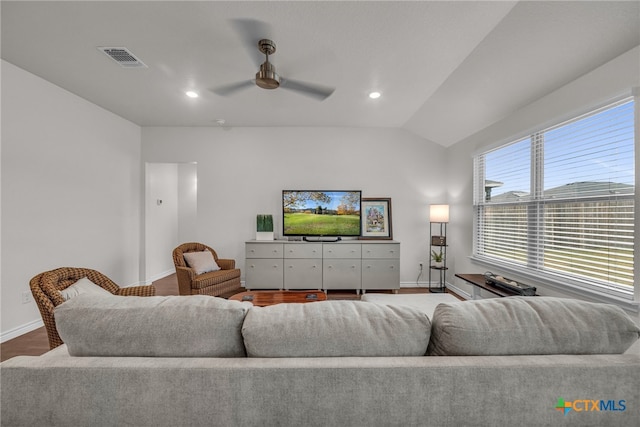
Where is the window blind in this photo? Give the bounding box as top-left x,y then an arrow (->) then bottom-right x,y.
474,98 -> 635,295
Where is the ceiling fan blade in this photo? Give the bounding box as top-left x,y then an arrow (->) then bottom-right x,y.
230,18 -> 272,67
280,78 -> 335,100
210,80 -> 254,97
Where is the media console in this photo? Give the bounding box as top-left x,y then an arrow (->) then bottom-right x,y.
245,240 -> 400,294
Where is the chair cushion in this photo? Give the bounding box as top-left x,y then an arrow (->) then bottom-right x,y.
427,296 -> 640,356
59,277 -> 113,301
55,294 -> 251,357
242,300 -> 431,357
183,251 -> 220,275
192,268 -> 241,289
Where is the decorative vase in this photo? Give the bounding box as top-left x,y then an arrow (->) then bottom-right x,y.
256,214 -> 274,241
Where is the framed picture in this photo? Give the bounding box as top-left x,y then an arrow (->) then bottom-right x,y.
360,198 -> 393,239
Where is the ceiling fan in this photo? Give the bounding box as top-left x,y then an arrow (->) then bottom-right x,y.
211,20 -> 335,101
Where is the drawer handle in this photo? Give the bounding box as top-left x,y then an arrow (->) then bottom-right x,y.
288,265 -> 293,269
312,265 -> 317,268
250,265 -> 255,268
390,265 -> 395,269
272,265 -> 278,268
328,265 -> 333,269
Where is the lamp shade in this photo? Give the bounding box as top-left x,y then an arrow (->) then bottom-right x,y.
430,204 -> 449,223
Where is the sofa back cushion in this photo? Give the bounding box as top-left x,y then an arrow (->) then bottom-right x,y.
242,300 -> 431,357
427,296 -> 640,356
55,294 -> 251,357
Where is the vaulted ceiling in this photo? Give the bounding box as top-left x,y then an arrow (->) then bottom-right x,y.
2,1 -> 639,147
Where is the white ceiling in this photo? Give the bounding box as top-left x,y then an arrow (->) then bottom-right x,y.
2,1 -> 639,147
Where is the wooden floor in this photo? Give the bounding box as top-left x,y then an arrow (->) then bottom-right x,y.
0,274 -> 445,362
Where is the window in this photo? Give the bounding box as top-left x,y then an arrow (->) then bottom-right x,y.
473,98 -> 635,299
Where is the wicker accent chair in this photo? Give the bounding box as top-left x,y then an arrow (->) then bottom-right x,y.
30,267 -> 156,349
172,242 -> 242,297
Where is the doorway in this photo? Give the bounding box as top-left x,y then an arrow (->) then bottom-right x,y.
144,162 -> 197,282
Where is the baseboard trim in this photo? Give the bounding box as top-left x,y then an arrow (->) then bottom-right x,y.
1,318 -> 44,343
445,282 -> 472,300
401,281 -> 471,300
400,281 -> 428,288
141,269 -> 175,286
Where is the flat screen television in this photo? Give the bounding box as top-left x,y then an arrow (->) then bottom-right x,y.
283,190 -> 361,237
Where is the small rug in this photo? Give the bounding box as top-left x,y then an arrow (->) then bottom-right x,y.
361,293 -> 461,319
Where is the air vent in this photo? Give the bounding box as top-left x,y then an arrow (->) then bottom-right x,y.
98,47 -> 147,68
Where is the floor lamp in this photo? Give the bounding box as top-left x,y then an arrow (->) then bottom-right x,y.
429,204 -> 449,293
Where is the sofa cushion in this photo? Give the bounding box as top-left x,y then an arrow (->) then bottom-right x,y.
60,277 -> 112,301
183,250 -> 220,275
242,300 -> 431,357
55,294 -> 251,357
427,296 -> 640,356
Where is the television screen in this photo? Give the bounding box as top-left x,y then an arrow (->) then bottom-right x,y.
283,191 -> 361,237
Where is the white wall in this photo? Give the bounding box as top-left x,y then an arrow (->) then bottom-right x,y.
0,61 -> 142,340
142,126 -> 448,284
446,46 -> 640,319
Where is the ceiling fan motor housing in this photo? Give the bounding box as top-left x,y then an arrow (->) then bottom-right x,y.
256,61 -> 280,89
256,39 -> 280,89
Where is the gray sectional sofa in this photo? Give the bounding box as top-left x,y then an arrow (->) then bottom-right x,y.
2,294 -> 639,427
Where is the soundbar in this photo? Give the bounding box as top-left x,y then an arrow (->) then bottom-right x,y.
303,236 -> 342,242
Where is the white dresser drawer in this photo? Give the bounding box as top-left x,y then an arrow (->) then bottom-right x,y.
245,259 -> 283,289
283,243 -> 322,259
284,259 -> 322,289
362,243 -> 400,259
246,243 -> 284,259
323,243 -> 361,259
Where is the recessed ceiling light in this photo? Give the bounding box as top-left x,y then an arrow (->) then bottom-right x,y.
369,91 -> 381,99
186,91 -> 199,98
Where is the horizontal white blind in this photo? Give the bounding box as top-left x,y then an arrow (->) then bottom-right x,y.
481,137 -> 531,203
542,200 -> 634,287
477,204 -> 530,265
474,98 -> 635,294
543,100 -> 634,198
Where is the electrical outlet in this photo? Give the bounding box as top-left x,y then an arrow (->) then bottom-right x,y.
21,291 -> 31,304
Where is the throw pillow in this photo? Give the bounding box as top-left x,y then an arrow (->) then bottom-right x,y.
55,294 -> 252,357
427,296 -> 640,356
242,300 -> 431,357
59,277 -> 112,301
183,250 -> 220,275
